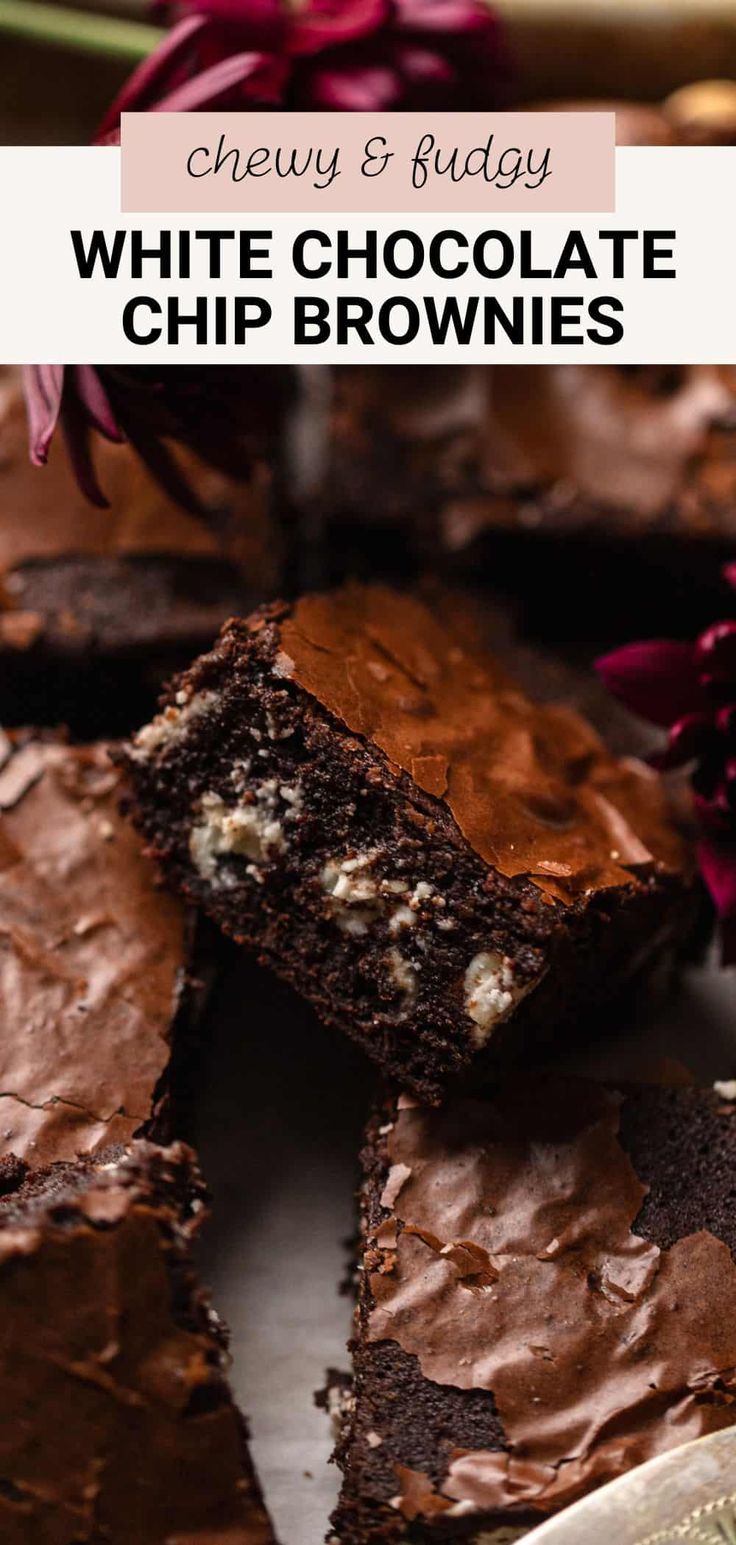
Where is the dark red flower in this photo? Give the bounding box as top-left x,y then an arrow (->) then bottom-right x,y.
597,567 -> 736,963
97,0 -> 506,138
28,1 -> 505,509
23,364 -> 293,513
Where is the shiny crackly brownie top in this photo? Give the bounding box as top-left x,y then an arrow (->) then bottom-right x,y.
267,584 -> 690,902
0,736 -> 191,1163
365,1078 -> 736,1523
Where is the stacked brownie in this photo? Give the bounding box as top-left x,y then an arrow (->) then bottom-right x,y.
0,368 -> 281,734
0,730 -> 277,1542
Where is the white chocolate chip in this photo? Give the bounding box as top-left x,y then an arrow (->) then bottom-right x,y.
341,912 -> 376,937
189,780 -> 300,885
464,951 -> 538,1047
130,690 -> 218,762
321,851 -> 383,933
322,1382 -> 355,1441
388,881 -> 436,935
714,1079 -> 736,1102
389,905 -> 416,934
230,760 -> 252,792
327,859 -> 378,904
386,947 -> 417,1002
322,853 -> 440,951
266,710 -> 294,740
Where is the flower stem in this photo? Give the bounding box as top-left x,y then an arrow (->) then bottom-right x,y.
0,0 -> 164,60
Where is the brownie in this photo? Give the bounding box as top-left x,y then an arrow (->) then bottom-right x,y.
429,362 -> 736,644
121,584 -> 697,1101
332,1078 -> 736,1544
0,1138 -> 275,1544
306,88 -> 736,638
0,733 -> 215,1164
316,356 -> 736,640
0,369 -> 280,736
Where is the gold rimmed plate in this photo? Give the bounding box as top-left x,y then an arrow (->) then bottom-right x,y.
524,1430 -> 736,1545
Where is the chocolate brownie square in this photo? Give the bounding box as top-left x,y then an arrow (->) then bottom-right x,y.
0,1139 -> 275,1544
332,1078 -> 736,1543
0,733 -> 214,1163
122,584 -> 697,1100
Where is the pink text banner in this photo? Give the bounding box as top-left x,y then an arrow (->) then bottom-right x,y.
121,111 -> 616,215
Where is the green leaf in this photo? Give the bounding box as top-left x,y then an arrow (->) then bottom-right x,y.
0,0 -> 164,61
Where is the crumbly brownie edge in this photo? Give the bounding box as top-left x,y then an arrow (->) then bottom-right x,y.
142,910 -> 224,1148
330,1109 -> 535,1545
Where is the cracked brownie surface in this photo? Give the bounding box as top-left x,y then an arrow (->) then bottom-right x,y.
0,733 -> 212,1163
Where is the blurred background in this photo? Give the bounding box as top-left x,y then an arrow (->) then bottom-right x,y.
1,0 -> 736,144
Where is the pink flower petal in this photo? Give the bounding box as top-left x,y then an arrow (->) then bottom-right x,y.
22,365 -> 65,465
595,640 -> 704,728
649,711 -> 716,771
153,50 -> 284,111
696,619 -> 736,680
95,15 -> 207,141
289,0 -> 390,56
302,61 -> 401,109
698,835 -> 736,964
394,0 -> 494,32
392,43 -> 455,86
